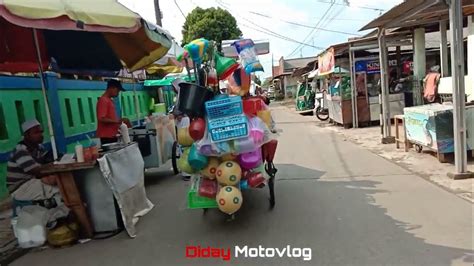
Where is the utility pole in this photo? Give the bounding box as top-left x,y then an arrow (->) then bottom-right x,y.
447,0 -> 472,179
154,0 -> 162,26
378,27 -> 394,144
271,53 -> 274,78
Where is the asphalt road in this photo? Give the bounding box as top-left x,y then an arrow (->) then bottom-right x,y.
12,105 -> 474,266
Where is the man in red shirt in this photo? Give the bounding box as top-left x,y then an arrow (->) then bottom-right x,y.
96,79 -> 129,145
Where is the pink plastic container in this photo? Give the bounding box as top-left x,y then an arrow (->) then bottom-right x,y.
250,128 -> 264,145
238,149 -> 263,170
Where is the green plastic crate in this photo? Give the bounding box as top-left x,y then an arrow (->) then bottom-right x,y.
187,177 -> 218,209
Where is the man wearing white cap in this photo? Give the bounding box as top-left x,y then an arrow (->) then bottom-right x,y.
7,119 -> 59,203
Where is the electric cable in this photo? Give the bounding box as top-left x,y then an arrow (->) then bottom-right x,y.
287,0 -> 335,57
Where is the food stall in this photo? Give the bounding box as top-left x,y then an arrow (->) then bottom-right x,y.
354,57 -> 406,122
39,142 -> 153,239
0,0 -> 173,250
404,104 -> 474,162
324,67 -> 371,128
318,48 -> 371,128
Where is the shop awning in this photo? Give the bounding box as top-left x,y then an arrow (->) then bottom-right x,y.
360,0 -> 474,31
144,74 -> 195,87
0,0 -> 173,74
308,69 -> 319,79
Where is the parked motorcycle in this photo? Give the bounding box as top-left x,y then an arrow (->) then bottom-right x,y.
314,90 -> 329,121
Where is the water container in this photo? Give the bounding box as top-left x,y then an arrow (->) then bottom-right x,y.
16,206 -> 48,248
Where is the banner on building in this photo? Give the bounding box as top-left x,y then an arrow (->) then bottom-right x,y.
318,48 -> 335,76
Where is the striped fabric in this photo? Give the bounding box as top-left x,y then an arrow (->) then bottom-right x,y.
7,141 -> 45,191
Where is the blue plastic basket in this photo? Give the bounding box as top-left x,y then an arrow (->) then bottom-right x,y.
205,96 -> 243,119
208,114 -> 248,142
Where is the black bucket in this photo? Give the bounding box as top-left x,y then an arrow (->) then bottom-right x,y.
177,82 -> 214,117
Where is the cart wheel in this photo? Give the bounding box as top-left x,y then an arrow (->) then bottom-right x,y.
202,208 -> 208,215
415,144 -> 423,153
172,141 -> 180,175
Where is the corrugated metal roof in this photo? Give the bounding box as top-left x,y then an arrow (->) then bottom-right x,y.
360,0 -> 429,31
360,0 -> 474,31
283,57 -> 317,71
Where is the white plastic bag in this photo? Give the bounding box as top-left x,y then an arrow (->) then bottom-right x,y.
16,205 -> 49,248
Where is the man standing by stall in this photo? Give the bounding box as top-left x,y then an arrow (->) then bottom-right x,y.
96,79 -> 130,145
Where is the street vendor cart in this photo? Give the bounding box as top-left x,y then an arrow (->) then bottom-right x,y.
404,104 -> 474,162
170,38 -> 276,218
325,67 -> 370,128
128,114 -> 180,174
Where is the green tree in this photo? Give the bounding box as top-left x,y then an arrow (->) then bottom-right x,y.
181,7 -> 242,51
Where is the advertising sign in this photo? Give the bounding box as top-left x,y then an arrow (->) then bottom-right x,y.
318,48 -> 335,76
355,59 -> 380,74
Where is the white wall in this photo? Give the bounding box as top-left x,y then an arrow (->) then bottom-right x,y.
284,76 -> 299,97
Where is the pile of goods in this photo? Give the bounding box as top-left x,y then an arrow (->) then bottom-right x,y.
175,38 -> 277,215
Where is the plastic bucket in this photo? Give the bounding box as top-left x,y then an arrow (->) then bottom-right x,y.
238,148 -> 263,170
177,83 -> 214,117
188,144 -> 208,170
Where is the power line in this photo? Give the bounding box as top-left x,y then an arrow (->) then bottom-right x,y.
289,2 -> 344,57
174,0 -> 186,19
248,11 -> 360,36
239,22 -> 325,50
316,0 -> 385,12
310,17 -> 369,22
287,0 -> 335,57
215,0 -> 325,50
287,1 -> 335,57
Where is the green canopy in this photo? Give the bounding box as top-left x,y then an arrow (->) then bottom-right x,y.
144,75 -> 195,87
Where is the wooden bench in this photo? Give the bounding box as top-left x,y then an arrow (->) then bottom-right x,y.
393,115 -> 411,152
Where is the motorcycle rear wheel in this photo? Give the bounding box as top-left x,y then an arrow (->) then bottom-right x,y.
315,107 -> 329,121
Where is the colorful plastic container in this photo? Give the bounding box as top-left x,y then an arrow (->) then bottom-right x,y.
238,148 -> 263,170
177,83 -> 214,117
208,114 -> 248,142
205,96 -> 243,119
188,144 -> 208,170
234,136 -> 256,154
243,98 -> 264,116
187,178 -> 218,209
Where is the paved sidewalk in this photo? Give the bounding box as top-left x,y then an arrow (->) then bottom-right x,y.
282,103 -> 474,203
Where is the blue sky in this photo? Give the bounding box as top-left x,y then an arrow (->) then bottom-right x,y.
119,0 -> 402,78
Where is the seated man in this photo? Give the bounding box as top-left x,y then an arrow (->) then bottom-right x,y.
7,119 -> 59,204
